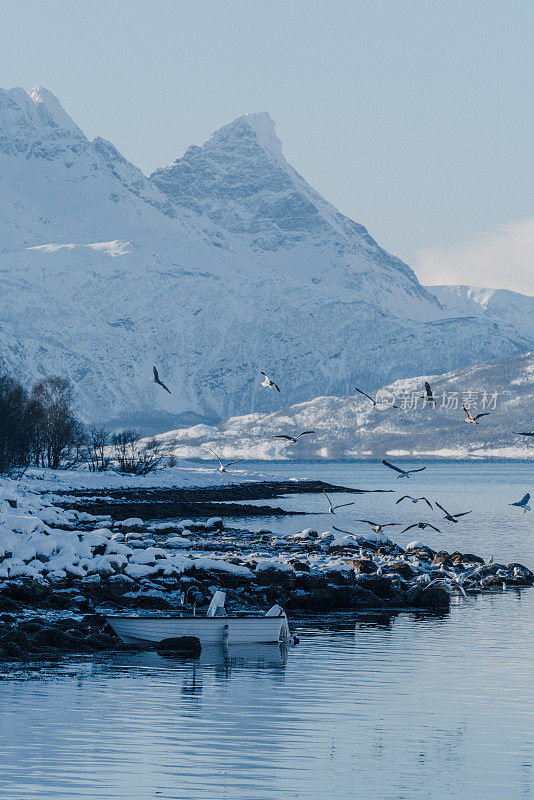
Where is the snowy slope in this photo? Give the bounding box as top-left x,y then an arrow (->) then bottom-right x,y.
0,87 -> 532,430
430,285 -> 534,342
156,352 -> 534,460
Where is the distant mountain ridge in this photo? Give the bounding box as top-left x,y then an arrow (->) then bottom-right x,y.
0,87 -> 532,429
155,352 -> 534,460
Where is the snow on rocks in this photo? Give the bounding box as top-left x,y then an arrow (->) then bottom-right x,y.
0,477 -> 532,636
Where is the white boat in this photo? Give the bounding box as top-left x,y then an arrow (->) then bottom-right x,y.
106,591 -> 290,646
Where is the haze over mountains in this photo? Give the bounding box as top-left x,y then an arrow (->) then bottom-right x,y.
0,86 -> 532,431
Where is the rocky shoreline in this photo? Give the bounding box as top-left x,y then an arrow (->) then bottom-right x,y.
0,479 -> 532,661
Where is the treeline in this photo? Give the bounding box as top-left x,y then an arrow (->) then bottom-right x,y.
0,373 -> 166,475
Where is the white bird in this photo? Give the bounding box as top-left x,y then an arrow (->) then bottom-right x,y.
354,387 -> 399,408
381,459 -> 427,479
435,501 -> 472,523
356,519 -> 400,534
272,431 -> 315,446
151,364 -> 171,394
510,492 -> 531,513
323,491 -> 355,514
206,447 -> 242,473
420,381 -> 436,404
260,372 -> 280,392
463,404 -> 490,424
396,495 -> 433,509
426,577 -> 467,598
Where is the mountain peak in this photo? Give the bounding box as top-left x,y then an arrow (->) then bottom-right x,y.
28,86 -> 81,134
209,111 -> 284,162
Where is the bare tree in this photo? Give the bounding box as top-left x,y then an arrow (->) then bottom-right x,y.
111,430 -> 165,475
84,426 -> 110,472
0,374 -> 38,473
30,376 -> 83,469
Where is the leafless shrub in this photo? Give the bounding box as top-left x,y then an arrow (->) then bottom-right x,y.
111,430 -> 165,475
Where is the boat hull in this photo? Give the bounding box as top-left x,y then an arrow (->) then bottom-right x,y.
106,614 -> 289,645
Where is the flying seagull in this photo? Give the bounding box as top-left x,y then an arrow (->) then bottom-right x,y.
426,577 -> 467,599
463,404 -> 490,424
381,459 -> 427,479
151,364 -> 171,394
435,501 -> 472,523
513,431 -> 534,437
354,387 -> 399,409
402,522 -> 441,533
396,495 -> 433,509
272,431 -> 315,446
420,381 -> 436,404
260,372 -> 280,392
509,493 -> 531,513
323,491 -> 355,514
206,447 -> 242,473
356,519 -> 400,534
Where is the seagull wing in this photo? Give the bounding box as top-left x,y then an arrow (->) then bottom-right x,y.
322,490 -> 332,506
427,524 -> 441,532
223,459 -> 242,468
396,496 -> 411,504
419,497 -> 433,509
472,412 -> 490,421
522,493 -> 531,504
159,381 -> 171,394
260,371 -> 267,377
332,525 -> 356,535
402,524 -> 418,532
332,501 -> 355,510
356,519 -> 378,527
452,510 -> 472,518
463,404 -> 473,420
381,459 -> 404,474
152,365 -> 159,381
272,435 -> 295,441
407,466 -> 427,474
514,431 -> 534,437
354,387 -> 376,405
207,447 -> 224,468
424,381 -> 433,398
273,383 -> 281,392
381,523 -> 400,528
435,501 -> 451,516
296,431 -> 315,439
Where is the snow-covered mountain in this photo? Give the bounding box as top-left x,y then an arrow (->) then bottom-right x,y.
155,352 -> 534,460
429,285 -> 534,342
0,87 -> 532,430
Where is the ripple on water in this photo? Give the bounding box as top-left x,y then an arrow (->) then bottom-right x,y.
0,461 -> 533,799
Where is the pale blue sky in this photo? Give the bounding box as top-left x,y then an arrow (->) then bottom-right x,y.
2,0 -> 533,292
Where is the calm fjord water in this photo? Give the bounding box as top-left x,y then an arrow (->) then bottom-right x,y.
0,460 -> 533,800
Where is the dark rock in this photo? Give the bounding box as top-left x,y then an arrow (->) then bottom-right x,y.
289,560 -> 310,572
0,642 -> 28,660
156,636 -> 202,656
253,565 -> 295,587
0,596 -> 20,612
388,562 -> 415,579
355,575 -> 396,599
509,563 -> 534,585
462,553 -> 485,564
324,568 -> 355,586
407,585 -> 450,609
431,551 -> 453,567
295,573 -> 328,590
347,559 -> 377,574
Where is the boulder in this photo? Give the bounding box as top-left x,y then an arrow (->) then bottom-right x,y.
407,585 -> 450,609
156,636 -> 202,656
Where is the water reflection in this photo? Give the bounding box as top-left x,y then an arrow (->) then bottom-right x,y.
0,461 -> 533,799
